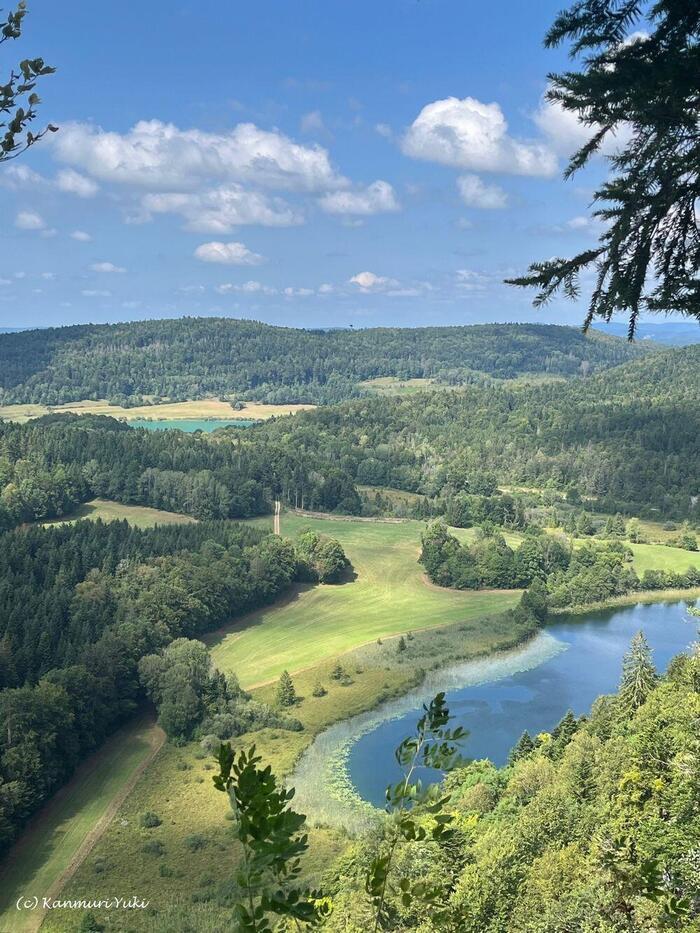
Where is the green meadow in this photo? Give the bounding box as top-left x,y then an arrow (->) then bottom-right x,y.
207,513 -> 521,687
40,498 -> 196,529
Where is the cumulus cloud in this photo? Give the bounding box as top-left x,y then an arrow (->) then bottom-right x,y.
402,96 -> 557,176
319,180 -> 400,215
457,174 -> 508,209
53,119 -> 346,192
15,210 -> 46,230
533,98 -> 632,158
82,288 -> 111,297
194,241 -> 265,266
283,286 -> 314,297
70,230 -> 92,241
217,280 -> 276,295
56,168 -> 99,198
141,185 -> 301,233
349,271 -> 398,291
90,261 -> 126,273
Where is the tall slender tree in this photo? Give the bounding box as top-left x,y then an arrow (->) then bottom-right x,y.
619,630 -> 657,713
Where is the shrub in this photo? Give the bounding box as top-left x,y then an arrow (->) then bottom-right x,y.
312,682 -> 327,697
139,810 -> 162,829
184,833 -> 207,851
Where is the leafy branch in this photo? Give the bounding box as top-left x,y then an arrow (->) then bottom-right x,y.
213,743 -> 331,932
365,692 -> 467,931
1,1 -> 57,163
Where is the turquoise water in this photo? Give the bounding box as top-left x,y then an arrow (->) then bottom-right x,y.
129,418 -> 256,432
347,599 -> 698,807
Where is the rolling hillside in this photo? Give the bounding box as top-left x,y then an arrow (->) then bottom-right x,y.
0,318 -> 649,406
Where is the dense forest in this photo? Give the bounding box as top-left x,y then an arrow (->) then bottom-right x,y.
257,345 -> 700,520
0,319 -> 648,406
0,515 -> 349,850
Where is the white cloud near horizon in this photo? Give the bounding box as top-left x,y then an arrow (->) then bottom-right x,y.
457,174 -> 508,209
90,261 -> 126,273
349,271 -> 399,291
194,241 -> 265,265
402,96 -> 558,176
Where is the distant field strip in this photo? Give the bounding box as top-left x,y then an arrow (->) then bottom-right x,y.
40,498 -> 196,529
208,513 -> 520,687
0,398 -> 315,424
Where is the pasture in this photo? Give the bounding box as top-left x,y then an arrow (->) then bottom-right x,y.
40,498 -> 196,529
207,513 -> 521,687
0,398 -> 315,424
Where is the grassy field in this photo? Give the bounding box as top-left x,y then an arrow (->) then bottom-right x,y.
358,376 -> 456,396
207,513 -> 521,687
40,498 -> 196,529
0,398 -> 315,424
0,718 -> 163,933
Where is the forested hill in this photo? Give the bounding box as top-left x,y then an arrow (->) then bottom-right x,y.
0,318 -> 648,406
257,344 -> 699,519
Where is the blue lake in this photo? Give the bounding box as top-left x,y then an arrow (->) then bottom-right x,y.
129,418 -> 256,433
348,599 -> 699,807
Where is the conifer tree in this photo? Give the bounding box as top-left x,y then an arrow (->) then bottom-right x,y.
508,730 -> 535,765
276,670 -> 297,708
619,631 -> 657,713
508,0 -> 700,335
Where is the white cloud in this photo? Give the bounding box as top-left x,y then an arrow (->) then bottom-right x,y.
534,98 -> 632,157
217,280 -> 276,295
0,277 -> 11,285
55,168 -> 99,197
283,286 -> 314,297
319,180 -> 400,215
375,123 -> 393,139
402,96 -> 557,176
141,185 -> 301,233
300,110 -> 326,134
318,283 -> 334,294
90,261 -> 126,273
0,165 -> 45,189
53,119 -> 346,192
194,241 -> 264,266
70,230 -> 92,242
15,210 -> 46,230
82,289 -> 111,297
349,271 -> 398,291
456,269 -> 490,291
457,174 -> 508,209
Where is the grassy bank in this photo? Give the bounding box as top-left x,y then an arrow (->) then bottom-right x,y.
550,586 -> 700,616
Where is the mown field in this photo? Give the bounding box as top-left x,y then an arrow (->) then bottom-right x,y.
207,513 -> 521,687
40,498 -> 196,529
0,398 -> 315,424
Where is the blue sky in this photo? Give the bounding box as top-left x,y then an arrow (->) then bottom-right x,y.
1,0 -> 628,329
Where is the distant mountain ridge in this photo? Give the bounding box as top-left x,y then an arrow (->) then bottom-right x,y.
0,317 -> 651,406
593,320 -> 700,346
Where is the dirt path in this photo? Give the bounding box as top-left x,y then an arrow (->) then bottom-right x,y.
1,718 -> 165,933
274,499 -> 281,535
